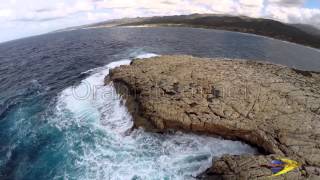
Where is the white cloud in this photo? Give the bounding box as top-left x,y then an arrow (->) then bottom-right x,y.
236,0 -> 264,17
239,0 -> 264,6
0,0 -> 319,42
268,0 -> 306,7
265,5 -> 320,27
0,9 -> 12,18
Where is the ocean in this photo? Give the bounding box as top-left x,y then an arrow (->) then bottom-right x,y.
0,27 -> 319,180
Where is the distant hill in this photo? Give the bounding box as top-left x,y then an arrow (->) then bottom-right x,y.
64,14 -> 320,49
291,24 -> 320,36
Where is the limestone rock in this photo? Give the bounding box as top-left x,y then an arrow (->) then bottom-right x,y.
107,55 -> 320,179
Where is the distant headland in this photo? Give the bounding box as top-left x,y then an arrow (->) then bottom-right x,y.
60,14 -> 320,49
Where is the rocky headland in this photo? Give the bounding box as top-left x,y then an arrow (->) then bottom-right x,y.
105,55 -> 320,179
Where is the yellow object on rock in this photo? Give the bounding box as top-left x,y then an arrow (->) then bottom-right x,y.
271,158 -> 301,177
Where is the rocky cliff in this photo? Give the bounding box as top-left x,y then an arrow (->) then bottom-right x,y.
106,55 -> 320,179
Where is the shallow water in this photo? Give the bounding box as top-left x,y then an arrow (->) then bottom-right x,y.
0,27 -> 320,179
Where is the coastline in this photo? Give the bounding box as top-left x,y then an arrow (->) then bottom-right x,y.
107,55 -> 320,179
81,24 -> 320,52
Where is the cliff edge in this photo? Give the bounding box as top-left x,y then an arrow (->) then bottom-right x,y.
106,55 -> 320,179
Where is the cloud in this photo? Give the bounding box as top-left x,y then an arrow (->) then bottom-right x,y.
268,0 -> 306,7
265,4 -> 320,27
35,8 -> 53,13
161,1 -> 176,5
265,0 -> 320,28
0,9 -> 12,18
13,16 -> 64,22
237,0 -> 264,17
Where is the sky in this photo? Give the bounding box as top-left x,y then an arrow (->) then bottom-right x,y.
0,0 -> 320,43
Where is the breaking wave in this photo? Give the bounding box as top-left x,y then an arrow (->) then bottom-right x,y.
48,53 -> 256,179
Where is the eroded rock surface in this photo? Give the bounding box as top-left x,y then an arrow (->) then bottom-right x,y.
106,55 -> 320,179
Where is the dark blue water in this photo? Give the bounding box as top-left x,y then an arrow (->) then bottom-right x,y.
0,27 -> 319,180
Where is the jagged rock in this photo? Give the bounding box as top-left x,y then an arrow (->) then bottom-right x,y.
106,55 -> 320,179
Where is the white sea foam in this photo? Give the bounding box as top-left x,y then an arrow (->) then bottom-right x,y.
135,53 -> 159,59
51,53 -> 257,180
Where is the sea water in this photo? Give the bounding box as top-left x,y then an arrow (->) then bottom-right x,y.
1,27 -> 320,180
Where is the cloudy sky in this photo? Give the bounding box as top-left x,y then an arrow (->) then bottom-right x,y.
0,0 -> 319,43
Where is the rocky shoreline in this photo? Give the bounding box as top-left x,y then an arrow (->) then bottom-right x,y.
105,55 -> 320,179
